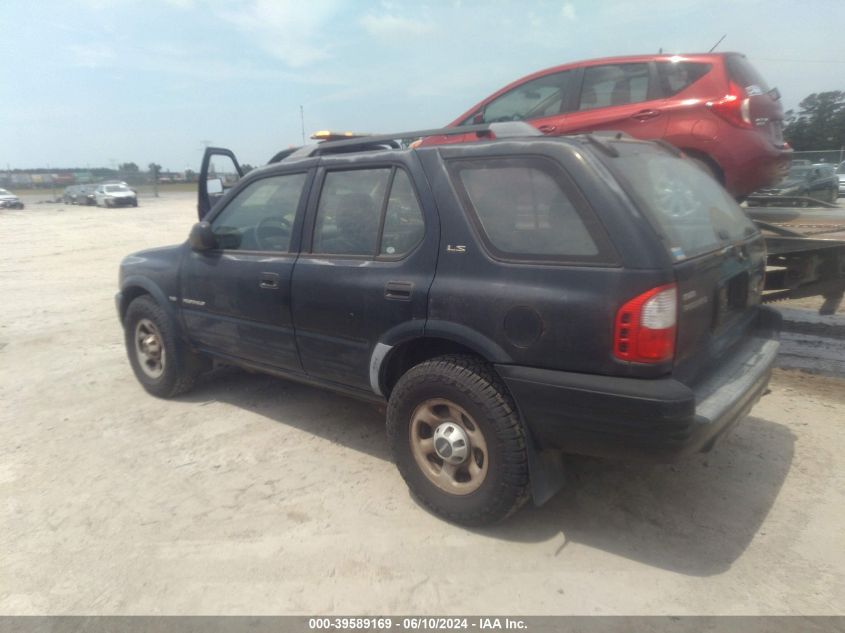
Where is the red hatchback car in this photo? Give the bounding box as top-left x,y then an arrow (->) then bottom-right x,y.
420,52 -> 790,198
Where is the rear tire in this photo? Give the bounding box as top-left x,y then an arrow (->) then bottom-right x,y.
123,295 -> 204,398
386,354 -> 530,526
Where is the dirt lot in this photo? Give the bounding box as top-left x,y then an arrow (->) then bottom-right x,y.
1,193 -> 844,615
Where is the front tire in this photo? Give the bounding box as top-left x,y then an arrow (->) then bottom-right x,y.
386,355 -> 530,526
123,295 -> 204,398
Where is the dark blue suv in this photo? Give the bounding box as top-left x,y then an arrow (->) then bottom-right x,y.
116,125 -> 780,525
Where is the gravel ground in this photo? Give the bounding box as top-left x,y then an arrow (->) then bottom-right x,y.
1,193 -> 843,615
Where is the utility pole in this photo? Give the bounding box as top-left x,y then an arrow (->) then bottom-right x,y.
300,105 -> 305,145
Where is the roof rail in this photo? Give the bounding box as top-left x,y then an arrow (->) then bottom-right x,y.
279,121 -> 542,162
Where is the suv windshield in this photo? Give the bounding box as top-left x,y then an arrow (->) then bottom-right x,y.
606,142 -> 757,260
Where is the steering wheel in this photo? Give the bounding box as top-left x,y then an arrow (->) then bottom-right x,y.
255,216 -> 291,251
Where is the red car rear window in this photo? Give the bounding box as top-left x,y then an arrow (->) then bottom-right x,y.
655,61 -> 711,96
725,55 -> 770,92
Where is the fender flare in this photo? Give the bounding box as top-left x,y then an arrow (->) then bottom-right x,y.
370,319 -> 513,396
119,276 -> 181,331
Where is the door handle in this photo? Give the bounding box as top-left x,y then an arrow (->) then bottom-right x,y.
538,124 -> 557,134
631,109 -> 660,121
384,280 -> 414,301
258,272 -> 280,290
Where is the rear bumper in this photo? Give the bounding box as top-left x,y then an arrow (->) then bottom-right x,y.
497,307 -> 781,461
716,135 -> 791,198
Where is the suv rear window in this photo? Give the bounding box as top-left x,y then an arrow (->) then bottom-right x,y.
607,144 -> 758,260
656,61 -> 711,96
449,156 -> 615,263
726,55 -> 770,93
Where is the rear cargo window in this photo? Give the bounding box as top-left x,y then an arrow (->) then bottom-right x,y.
656,61 -> 711,96
726,55 -> 770,94
607,145 -> 758,260
449,157 -> 615,264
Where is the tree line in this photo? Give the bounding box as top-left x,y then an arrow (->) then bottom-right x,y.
783,91 -> 845,152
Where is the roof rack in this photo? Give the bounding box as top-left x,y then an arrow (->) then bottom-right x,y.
276,121 -> 542,162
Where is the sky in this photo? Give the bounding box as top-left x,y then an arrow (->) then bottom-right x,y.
1,0 -> 843,172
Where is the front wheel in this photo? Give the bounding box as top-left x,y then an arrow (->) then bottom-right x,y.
124,295 -> 205,398
386,355 -> 530,526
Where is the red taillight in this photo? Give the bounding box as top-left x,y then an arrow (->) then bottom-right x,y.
706,81 -> 753,129
614,284 -> 678,363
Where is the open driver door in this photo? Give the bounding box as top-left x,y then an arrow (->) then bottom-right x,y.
197,147 -> 243,220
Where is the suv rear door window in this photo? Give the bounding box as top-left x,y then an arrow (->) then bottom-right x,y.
313,169 -> 391,256
313,167 -> 425,258
608,144 -> 757,260
449,157 -> 615,263
578,63 -> 649,110
656,61 -> 711,96
379,169 -> 425,256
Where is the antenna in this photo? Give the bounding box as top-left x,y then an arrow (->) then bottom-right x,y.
708,34 -> 726,53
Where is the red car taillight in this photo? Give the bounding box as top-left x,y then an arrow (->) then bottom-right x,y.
614,284 -> 678,363
707,81 -> 753,129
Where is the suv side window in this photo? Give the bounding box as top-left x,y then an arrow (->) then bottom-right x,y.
478,71 -> 572,124
313,167 -> 425,258
313,169 -> 391,256
449,157 -> 614,263
380,169 -> 425,256
211,173 -> 307,252
578,63 -> 650,110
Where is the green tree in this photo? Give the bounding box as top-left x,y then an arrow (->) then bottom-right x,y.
783,91 -> 845,151
119,162 -> 140,173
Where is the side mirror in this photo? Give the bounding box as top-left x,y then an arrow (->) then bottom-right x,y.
206,178 -> 224,195
189,221 -> 217,252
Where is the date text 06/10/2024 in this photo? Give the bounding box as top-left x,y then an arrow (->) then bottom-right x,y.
307,618 -> 528,630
